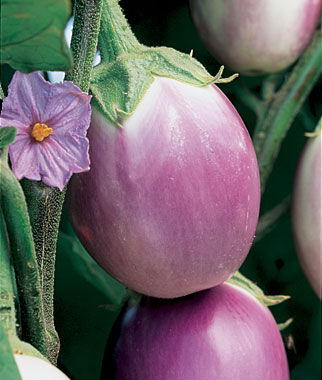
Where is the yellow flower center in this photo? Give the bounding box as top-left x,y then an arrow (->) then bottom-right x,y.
31,123 -> 53,142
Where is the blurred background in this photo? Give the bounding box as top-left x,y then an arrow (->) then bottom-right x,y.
2,1 -> 319,379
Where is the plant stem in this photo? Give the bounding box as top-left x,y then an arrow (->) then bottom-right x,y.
20,181 -> 64,364
0,152 -> 48,359
0,206 -> 17,337
65,0 -> 103,91
21,0 -> 103,363
260,73 -> 282,102
98,0 -> 141,63
253,30 -> 322,194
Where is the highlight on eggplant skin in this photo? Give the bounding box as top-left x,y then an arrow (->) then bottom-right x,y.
111,283 -> 290,380
67,76 -> 260,299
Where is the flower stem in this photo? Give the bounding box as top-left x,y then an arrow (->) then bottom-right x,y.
253,30 -> 322,194
98,0 -> 141,63
21,0 -> 103,363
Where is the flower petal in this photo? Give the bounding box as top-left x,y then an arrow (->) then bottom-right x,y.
29,133 -> 89,190
45,81 -> 91,135
50,133 -> 90,172
37,143 -> 71,190
9,137 -> 41,181
0,72 -> 51,127
1,71 -> 92,190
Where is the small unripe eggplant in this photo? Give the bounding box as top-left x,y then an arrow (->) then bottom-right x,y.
68,77 -> 260,298
292,129 -> 322,299
189,0 -> 322,75
112,283 -> 290,380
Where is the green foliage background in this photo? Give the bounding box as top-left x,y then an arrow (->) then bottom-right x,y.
0,0 -> 72,72
0,0 -> 321,379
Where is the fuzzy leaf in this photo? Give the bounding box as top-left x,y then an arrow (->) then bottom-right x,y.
0,0 -> 72,72
91,57 -> 154,126
146,46 -> 214,86
91,45 -> 237,127
0,127 -> 17,149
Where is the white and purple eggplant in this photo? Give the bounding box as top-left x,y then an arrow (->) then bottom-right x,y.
68,76 -> 260,298
112,283 -> 290,379
67,0 -> 261,298
292,126 -> 321,299
190,0 -> 322,75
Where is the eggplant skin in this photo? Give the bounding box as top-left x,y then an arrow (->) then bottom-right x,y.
292,131 -> 322,299
190,0 -> 322,75
112,283 -> 289,380
67,77 -> 260,298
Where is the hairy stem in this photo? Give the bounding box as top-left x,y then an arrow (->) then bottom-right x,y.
0,150 -> 48,359
21,0 -> 103,363
98,0 -> 141,63
65,0 -> 103,91
20,181 -> 64,364
0,206 -> 17,337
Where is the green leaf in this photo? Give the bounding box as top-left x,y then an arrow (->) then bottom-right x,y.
91,57 -> 154,127
0,324 -> 22,380
90,49 -> 236,127
55,229 -> 126,380
227,271 -> 290,307
145,47 -> 214,86
0,127 -> 17,148
93,0 -> 238,127
0,0 -> 72,73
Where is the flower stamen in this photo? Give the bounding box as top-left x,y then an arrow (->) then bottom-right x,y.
31,123 -> 53,142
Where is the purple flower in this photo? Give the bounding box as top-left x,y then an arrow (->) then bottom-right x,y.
0,71 -> 91,190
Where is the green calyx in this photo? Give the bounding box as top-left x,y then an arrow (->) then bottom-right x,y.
227,271 -> 292,331
91,0 -> 237,127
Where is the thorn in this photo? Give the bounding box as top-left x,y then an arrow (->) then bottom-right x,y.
189,49 -> 193,57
